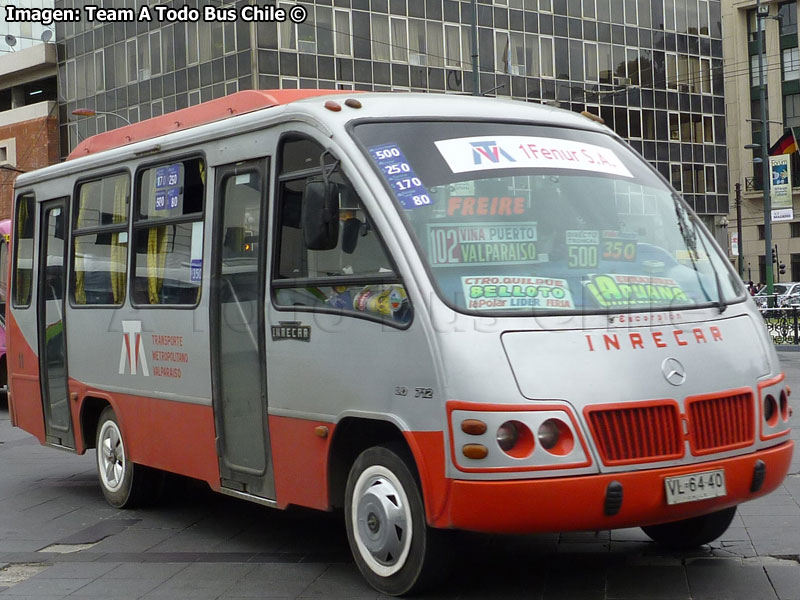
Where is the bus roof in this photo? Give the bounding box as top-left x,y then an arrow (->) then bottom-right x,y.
67,89 -> 355,160
16,91 -> 608,190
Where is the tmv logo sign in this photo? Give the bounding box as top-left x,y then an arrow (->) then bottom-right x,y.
119,321 -> 149,376
470,141 -> 516,165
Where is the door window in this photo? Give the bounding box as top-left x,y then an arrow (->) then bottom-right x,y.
272,136 -> 411,325
12,193 -> 35,308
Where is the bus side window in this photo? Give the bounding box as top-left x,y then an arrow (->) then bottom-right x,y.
0,236 -> 8,323
273,136 -> 410,324
12,193 -> 35,308
132,158 -> 205,306
72,173 -> 130,306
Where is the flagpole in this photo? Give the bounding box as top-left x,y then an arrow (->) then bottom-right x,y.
757,0 -> 774,298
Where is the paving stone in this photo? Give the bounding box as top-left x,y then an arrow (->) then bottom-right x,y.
541,564 -> 606,600
67,577 -> 168,599
222,563 -> 328,597
298,564 -> 384,598
686,562 -> 777,600
102,562 -> 189,580
34,562 -> 119,579
0,576 -> 93,596
606,565 -> 690,599
765,564 -> 800,600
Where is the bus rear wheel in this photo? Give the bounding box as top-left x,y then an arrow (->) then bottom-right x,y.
641,506 -> 737,549
344,444 -> 445,596
95,406 -> 158,509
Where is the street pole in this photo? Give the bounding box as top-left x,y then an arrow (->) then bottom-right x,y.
757,0 -> 774,297
470,0 -> 479,95
736,182 -> 744,277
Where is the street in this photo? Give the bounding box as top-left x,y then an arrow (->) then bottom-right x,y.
2,353 -> 800,599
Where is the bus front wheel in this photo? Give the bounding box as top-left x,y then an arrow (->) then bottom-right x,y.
641,506 -> 737,549
344,444 -> 445,596
95,406 -> 158,509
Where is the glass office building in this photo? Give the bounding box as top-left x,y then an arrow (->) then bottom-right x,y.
54,0 -> 727,219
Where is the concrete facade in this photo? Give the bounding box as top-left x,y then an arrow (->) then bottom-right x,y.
0,43 -> 59,221
724,0 -> 800,285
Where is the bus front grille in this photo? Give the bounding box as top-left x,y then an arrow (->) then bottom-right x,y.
686,391 -> 755,455
586,402 -> 683,466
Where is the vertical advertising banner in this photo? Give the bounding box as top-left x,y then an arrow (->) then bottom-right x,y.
730,231 -> 739,256
770,154 -> 794,222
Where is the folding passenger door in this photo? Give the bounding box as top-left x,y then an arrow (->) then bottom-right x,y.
210,159 -> 274,499
37,199 -> 74,448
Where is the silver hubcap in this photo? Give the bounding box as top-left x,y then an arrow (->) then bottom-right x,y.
351,465 -> 413,577
98,420 -> 125,492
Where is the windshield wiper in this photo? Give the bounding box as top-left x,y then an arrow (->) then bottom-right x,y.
694,215 -> 727,314
672,195 -> 721,311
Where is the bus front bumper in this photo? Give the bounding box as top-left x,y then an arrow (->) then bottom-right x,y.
434,441 -> 793,533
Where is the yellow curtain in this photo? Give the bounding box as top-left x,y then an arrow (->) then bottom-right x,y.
73,186 -> 91,305
147,226 -> 168,304
15,197 -> 31,305
196,162 -> 205,303
110,176 -> 128,303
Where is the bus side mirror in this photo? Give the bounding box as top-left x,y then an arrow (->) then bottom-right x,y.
302,179 -> 340,250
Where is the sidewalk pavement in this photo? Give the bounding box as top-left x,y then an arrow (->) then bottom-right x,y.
0,352 -> 800,599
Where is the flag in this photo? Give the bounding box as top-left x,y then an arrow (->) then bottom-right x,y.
769,128 -> 799,155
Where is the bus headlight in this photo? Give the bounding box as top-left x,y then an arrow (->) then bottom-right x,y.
538,418 -> 574,456
496,420 -> 534,458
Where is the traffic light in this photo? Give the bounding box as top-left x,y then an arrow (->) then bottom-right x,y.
780,263 -> 787,275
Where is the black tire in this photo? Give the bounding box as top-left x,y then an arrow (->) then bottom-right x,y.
95,406 -> 160,509
641,506 -> 737,549
344,444 -> 447,596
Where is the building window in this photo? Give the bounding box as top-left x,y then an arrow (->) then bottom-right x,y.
671,164 -> 682,191
522,34 -> 539,77
785,93 -> 800,128
780,2 -> 798,36
279,3 -> 297,50
390,18 -> 408,63
792,253 -> 800,282
751,52 -> 766,87
540,36 -> 554,78
784,47 -> 800,82
427,22 -> 444,68
758,224 -> 765,240
791,222 -> 800,238
749,9 -> 766,42
584,42 -> 598,81
705,166 -> 716,193
334,9 -> 352,57
445,24 -> 461,68
372,16 -> 390,62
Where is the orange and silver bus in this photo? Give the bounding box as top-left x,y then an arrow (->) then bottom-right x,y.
7,89 -> 793,595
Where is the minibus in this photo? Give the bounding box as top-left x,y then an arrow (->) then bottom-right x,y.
7,89 -> 793,595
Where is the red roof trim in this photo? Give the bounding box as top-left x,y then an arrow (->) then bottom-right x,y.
67,89 -> 355,160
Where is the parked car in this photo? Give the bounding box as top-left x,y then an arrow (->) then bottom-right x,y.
754,282 -> 800,307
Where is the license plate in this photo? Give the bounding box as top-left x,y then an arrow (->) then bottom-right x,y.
664,469 -> 726,505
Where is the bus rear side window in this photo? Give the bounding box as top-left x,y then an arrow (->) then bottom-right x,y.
13,193 -> 35,308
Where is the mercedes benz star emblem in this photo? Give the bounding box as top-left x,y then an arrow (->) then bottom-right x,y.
662,357 -> 686,386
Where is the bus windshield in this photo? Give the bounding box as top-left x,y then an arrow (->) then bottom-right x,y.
353,120 -> 742,315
